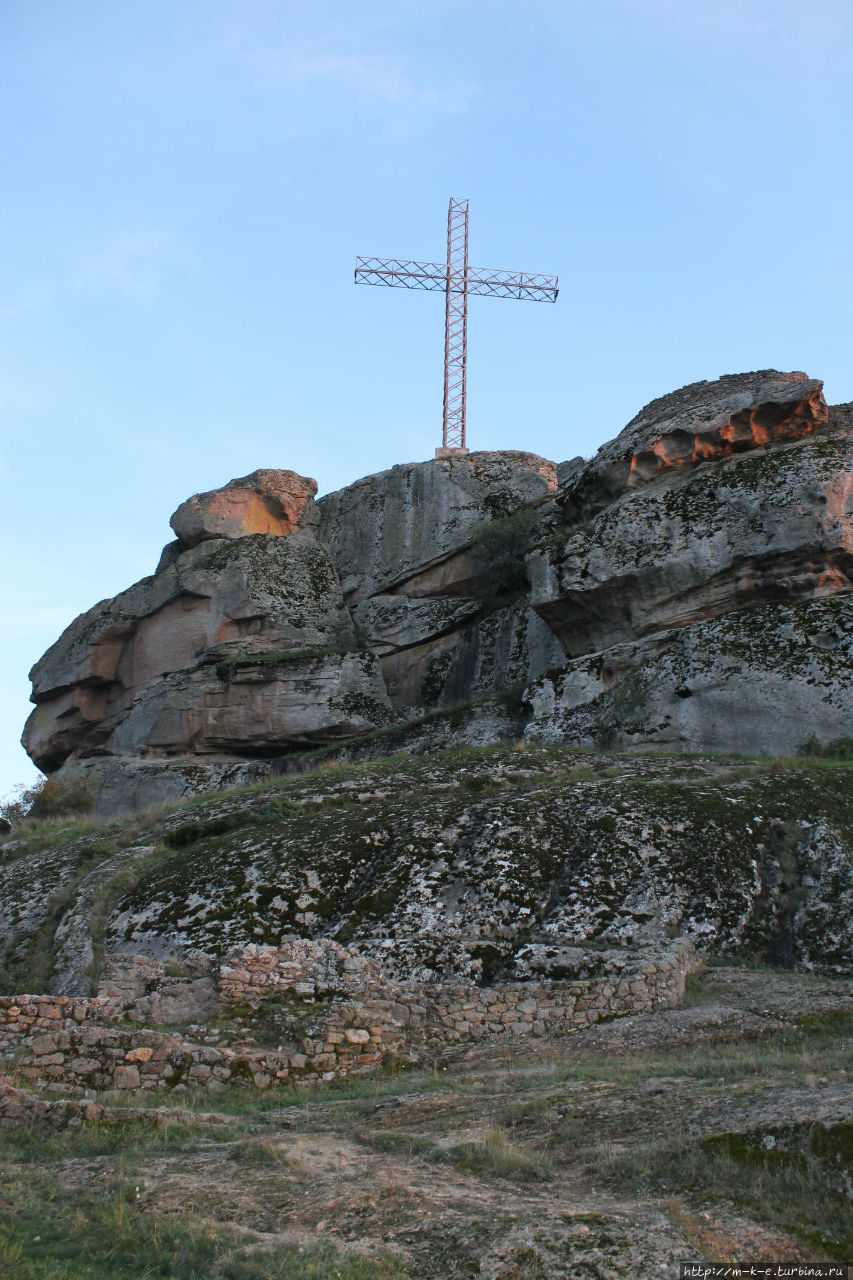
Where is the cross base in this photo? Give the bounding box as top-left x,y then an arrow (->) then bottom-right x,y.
435,447 -> 470,459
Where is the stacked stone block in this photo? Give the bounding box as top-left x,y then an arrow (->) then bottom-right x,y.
0,939 -> 695,1097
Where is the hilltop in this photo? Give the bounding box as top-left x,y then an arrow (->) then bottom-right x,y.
19,367 -> 853,818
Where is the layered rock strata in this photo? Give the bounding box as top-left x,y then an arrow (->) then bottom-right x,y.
21,370 -> 853,813
24,452 -> 563,812
525,374 -> 853,750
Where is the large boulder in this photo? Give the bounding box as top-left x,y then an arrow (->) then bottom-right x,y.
23,531 -> 390,777
523,377 -> 853,755
529,404 -> 853,656
170,468 -> 318,548
317,450 -> 557,602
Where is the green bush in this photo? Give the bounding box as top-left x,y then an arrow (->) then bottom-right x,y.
801,735 -> 853,760
1,775 -> 95,825
471,506 -> 539,602
265,794 -> 302,822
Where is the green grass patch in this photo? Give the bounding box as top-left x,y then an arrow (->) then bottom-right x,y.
0,1114 -> 231,1163
0,1164 -> 410,1278
216,645 -> 358,680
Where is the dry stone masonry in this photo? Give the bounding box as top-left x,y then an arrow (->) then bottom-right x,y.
0,938 -> 695,1096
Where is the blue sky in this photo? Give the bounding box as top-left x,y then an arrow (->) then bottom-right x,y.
2,0 -> 852,798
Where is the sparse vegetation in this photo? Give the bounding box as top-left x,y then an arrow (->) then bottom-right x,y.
3,978 -> 851,1273
449,1127 -> 554,1182
801,734 -> 853,761
216,644 -> 358,681
1,774 -> 94,825
0,1163 -> 410,1278
471,505 -> 539,601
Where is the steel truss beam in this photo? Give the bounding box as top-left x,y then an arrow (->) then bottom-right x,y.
354,258 -> 559,302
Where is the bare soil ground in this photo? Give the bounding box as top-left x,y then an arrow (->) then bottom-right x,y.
2,964 -> 852,1278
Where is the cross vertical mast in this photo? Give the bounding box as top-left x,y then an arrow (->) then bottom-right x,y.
442,198 -> 469,452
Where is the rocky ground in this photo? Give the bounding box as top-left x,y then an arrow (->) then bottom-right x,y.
1,742 -> 851,1276
1,964 -> 852,1278
2,745 -> 852,997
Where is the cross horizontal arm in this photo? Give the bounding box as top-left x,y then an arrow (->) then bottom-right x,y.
467,266 -> 559,301
355,258 -> 447,290
354,257 -> 558,302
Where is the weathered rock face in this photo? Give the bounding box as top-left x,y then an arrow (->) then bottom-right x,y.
317,451 -> 561,714
529,411 -> 853,657
558,369 -> 829,521
24,453 -> 564,812
524,377 -> 853,752
170,468 -> 318,548
2,749 -> 850,996
20,371 -> 853,815
23,527 -> 390,783
317,450 -> 557,602
525,596 -> 853,755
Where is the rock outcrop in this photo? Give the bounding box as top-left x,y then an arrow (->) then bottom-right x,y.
2,748 -> 851,996
23,531 -> 391,777
557,369 -> 829,521
525,374 -> 852,751
21,370 -> 853,814
317,449 -> 557,601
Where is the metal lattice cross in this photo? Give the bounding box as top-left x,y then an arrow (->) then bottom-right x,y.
355,197 -> 558,455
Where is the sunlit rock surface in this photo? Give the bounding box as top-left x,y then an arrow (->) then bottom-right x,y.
170,468 -> 318,548
557,369 -> 829,521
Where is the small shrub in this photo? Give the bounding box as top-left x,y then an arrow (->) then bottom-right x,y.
266,794 -> 302,822
2,775 -> 96,823
459,774 -> 493,795
471,506 -> 539,602
28,776 -> 95,818
801,734 -> 853,760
